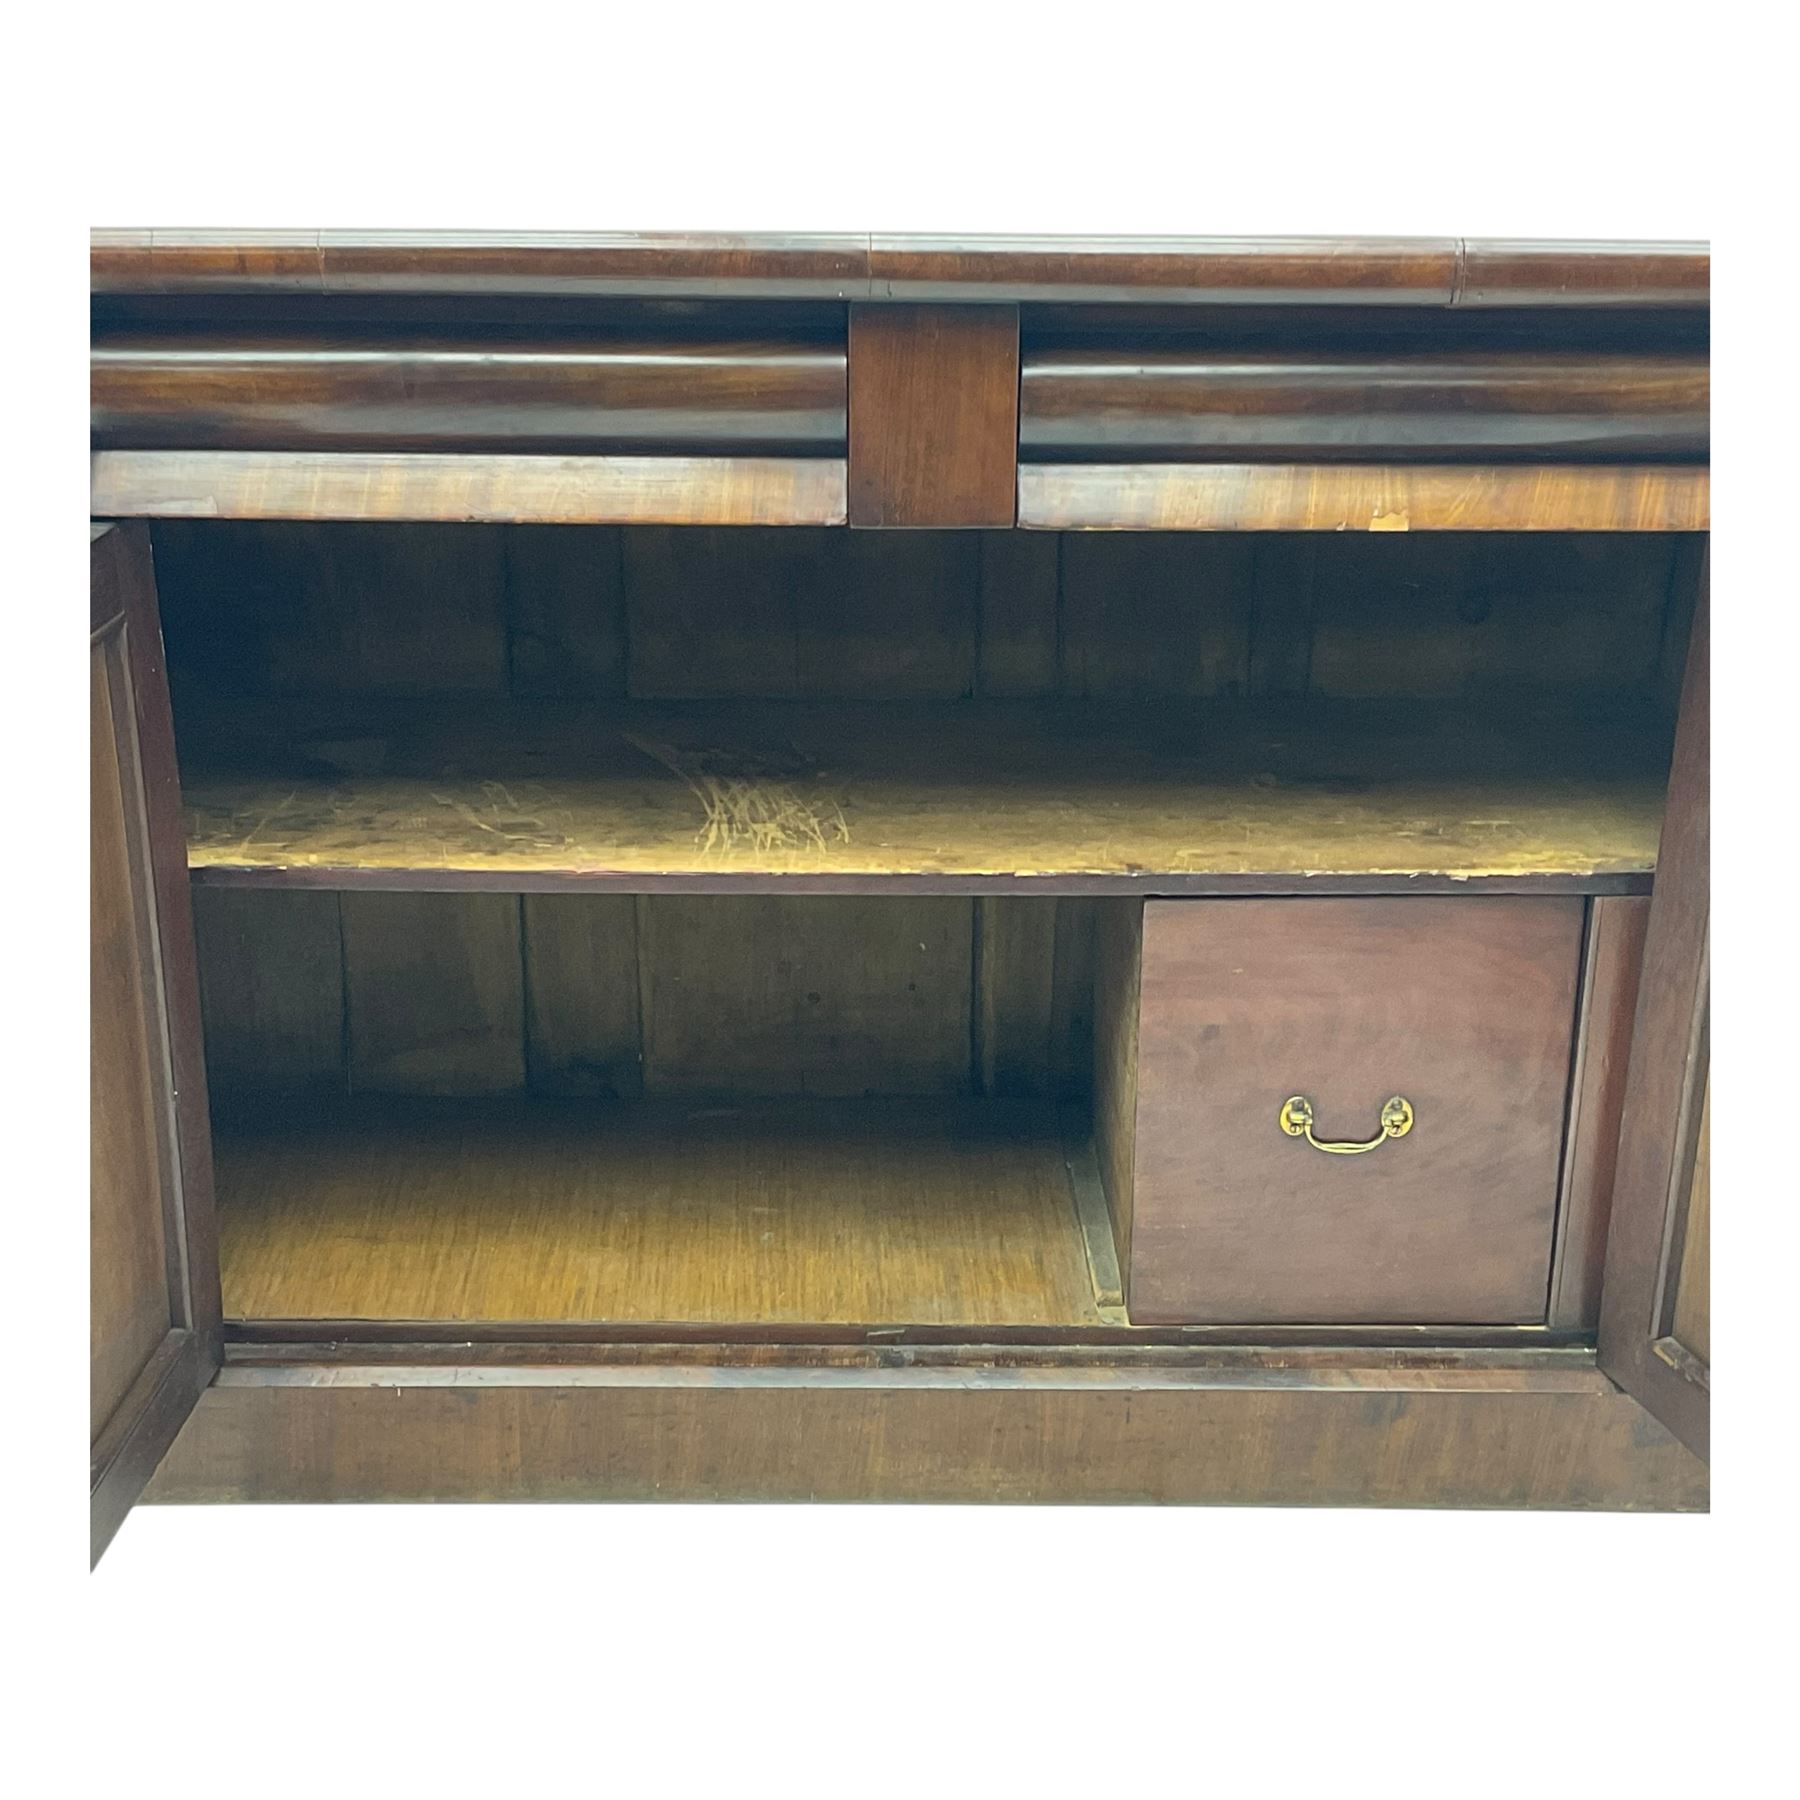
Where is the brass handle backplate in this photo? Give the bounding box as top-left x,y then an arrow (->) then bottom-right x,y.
1278,1094 -> 1414,1156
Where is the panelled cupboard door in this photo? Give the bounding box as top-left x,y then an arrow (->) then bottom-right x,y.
1599,574 -> 1708,1462
91,521 -> 221,1566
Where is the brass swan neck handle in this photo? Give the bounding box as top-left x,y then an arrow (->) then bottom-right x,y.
1278,1094 -> 1414,1155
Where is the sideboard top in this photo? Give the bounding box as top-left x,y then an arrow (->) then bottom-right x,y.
90,231 -> 1708,308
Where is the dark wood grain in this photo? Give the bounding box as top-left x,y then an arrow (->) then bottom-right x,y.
86,228 -> 1714,1527
91,451 -> 849,525
1599,573 -> 1709,1459
90,521 -> 221,1565
1058,531 -> 1254,694
92,632 -> 174,1440
1457,240 -> 1710,308
870,235 -> 1460,304
94,232 -> 1709,309
92,228 -> 322,292
1018,304 -> 1710,351
848,305 -> 1019,526
1548,897 -> 1650,1331
153,518 -> 509,694
975,896 -> 1059,1098
1670,1084 -> 1709,1364
620,526 -> 980,697
91,229 -> 870,298
89,1332 -> 212,1564
637,898 -> 973,1096
1020,349 -> 1708,461
94,293 -> 856,340
341,893 -> 526,1095
1020,462 -> 1710,531
148,518 -> 1690,710
199,887 -> 1083,1108
521,894 -> 643,1097
193,888 -> 345,1096
1301,533 -> 1681,700
1127,896 -> 1584,1325
145,1350 -> 1706,1510
92,330 -> 847,454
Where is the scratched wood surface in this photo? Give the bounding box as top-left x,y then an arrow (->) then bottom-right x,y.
213,1096 -> 1105,1326
178,695 -> 1670,886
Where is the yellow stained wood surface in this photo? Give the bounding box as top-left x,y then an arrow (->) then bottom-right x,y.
216,1097 -> 1104,1326
182,698 -> 1669,884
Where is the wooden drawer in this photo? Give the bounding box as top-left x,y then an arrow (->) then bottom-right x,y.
1109,896 -> 1585,1324
1018,344 -> 1709,462
91,328 -> 847,455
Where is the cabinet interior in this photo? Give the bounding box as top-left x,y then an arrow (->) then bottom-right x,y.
200,890 -> 1113,1327
153,521 -> 1700,1333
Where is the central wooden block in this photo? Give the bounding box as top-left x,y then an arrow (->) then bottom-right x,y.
848,303 -> 1019,526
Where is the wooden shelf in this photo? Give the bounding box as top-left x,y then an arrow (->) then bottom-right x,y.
181,697 -> 1669,892
216,1097 -> 1106,1327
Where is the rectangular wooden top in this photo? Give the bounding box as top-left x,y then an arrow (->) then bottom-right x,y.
91,232 -> 1709,308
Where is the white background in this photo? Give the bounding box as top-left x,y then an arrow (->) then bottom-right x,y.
10,4 -> 1788,1792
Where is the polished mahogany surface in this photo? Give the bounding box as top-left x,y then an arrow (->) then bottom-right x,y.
92,329 -> 847,454
93,230 -> 1708,307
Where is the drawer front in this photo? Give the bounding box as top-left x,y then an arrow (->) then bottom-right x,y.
91,329 -> 848,456
1018,346 -> 1709,462
1130,896 -> 1584,1324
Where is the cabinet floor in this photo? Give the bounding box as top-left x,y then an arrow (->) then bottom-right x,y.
215,1096 -> 1107,1327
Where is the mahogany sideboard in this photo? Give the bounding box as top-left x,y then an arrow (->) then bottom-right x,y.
89,231 -> 1711,1565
